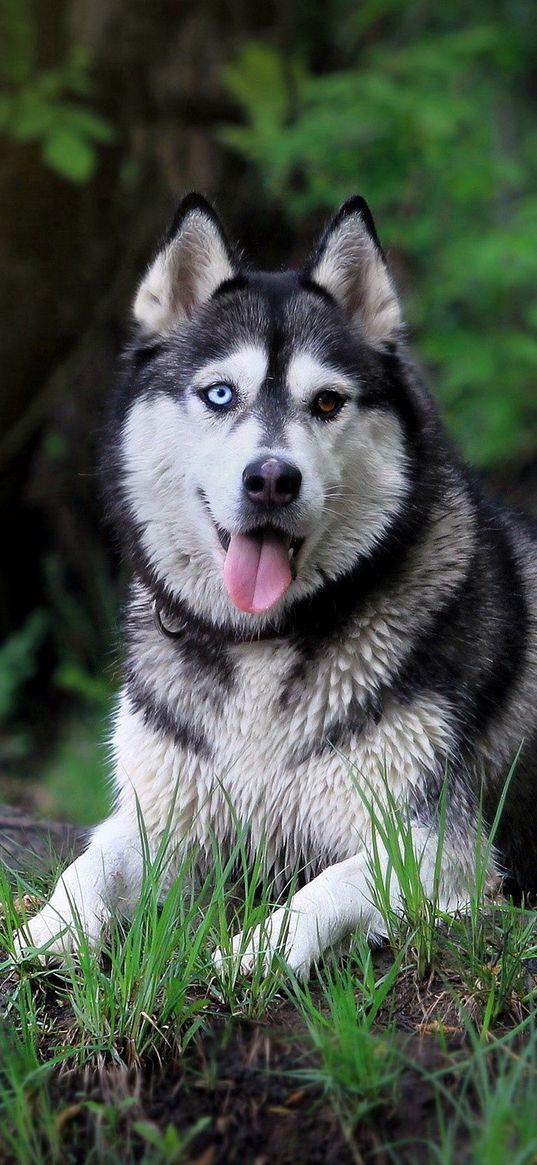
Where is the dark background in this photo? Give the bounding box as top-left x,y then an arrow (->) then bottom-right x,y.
1,0 -> 537,822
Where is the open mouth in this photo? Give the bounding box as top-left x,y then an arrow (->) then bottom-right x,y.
215,524 -> 303,565
197,491 -> 304,614
215,522 -> 305,614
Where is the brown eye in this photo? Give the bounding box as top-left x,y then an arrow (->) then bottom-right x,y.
312,390 -> 345,419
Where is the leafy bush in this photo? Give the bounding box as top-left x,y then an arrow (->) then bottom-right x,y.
0,0 -> 114,182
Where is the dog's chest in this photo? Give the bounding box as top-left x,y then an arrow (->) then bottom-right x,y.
127,626 -> 450,871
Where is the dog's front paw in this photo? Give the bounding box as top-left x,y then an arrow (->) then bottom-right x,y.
12,881 -> 108,963
214,903 -> 321,982
13,902 -> 78,962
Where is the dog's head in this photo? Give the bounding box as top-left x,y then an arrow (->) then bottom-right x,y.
114,194 -> 417,632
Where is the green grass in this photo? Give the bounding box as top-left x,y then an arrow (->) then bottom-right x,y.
1,793 -> 537,1164
289,937 -> 406,1129
418,1014 -> 537,1165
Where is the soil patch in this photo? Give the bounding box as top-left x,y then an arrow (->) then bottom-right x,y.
0,958 -> 478,1165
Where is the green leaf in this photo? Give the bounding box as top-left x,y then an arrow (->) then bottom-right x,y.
60,105 -> 115,144
8,92 -> 56,140
41,127 -> 97,182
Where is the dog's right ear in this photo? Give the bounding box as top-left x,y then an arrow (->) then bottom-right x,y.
133,194 -> 236,335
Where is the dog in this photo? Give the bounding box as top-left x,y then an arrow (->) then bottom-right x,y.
15,193 -> 537,978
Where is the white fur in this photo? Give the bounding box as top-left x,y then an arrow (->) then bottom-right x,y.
286,351 -> 357,401
310,213 -> 401,347
134,209 -> 234,335
191,345 -> 268,403
215,827 -> 469,977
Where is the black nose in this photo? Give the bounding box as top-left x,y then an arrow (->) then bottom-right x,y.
242,457 -> 302,507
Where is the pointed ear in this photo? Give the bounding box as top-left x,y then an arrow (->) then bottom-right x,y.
306,197 -> 402,348
133,194 -> 237,335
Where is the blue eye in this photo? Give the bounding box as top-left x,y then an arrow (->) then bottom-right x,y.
204,383 -> 235,409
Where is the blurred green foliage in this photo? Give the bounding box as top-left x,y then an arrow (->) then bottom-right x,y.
42,709 -> 113,824
0,611 -> 47,724
0,612 -> 48,767
0,597 -> 114,820
220,3 -> 537,467
0,0 -> 114,181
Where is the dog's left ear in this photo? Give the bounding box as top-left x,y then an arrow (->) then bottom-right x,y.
133,194 -> 236,335
306,197 -> 402,348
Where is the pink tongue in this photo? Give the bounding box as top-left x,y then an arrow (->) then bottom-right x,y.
223,531 -> 292,613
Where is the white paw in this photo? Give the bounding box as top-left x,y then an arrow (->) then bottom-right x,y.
213,902 -> 322,982
13,904 -> 78,961
12,883 -> 108,962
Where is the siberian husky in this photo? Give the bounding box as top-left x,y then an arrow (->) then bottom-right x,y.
16,194 -> 537,977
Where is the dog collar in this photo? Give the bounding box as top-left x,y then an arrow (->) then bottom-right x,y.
152,598 -> 286,645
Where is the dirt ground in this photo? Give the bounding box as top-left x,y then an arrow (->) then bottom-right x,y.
0,951 -> 479,1165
